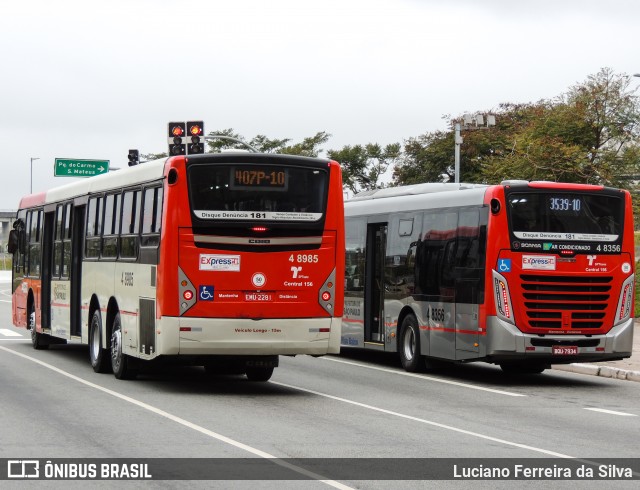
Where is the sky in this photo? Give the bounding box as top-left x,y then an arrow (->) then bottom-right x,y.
1,0 -> 639,209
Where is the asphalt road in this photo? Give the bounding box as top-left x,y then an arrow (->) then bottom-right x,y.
1,282 -> 639,488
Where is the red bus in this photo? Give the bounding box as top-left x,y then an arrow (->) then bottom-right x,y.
9,153 -> 344,381
342,180 -> 634,374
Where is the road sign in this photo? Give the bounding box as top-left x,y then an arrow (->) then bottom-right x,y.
54,158 -> 110,177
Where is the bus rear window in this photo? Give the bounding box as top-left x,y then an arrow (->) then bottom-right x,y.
188,164 -> 328,222
507,192 -> 622,242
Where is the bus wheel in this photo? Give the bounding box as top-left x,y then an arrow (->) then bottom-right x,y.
245,367 -> 274,382
399,315 -> 424,372
111,313 -> 137,380
29,302 -> 49,350
89,311 -> 110,373
500,363 -> 547,375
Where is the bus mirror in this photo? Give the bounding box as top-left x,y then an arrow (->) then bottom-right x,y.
7,229 -> 18,254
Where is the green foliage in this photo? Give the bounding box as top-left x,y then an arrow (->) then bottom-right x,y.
205,129 -> 330,157
328,143 -> 400,194
393,68 -> 640,190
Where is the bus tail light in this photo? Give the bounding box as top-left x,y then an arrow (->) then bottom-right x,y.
318,269 -> 336,316
615,274 -> 634,325
492,270 -> 515,325
179,267 -> 197,315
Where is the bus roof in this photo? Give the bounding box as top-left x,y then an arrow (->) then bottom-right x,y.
345,183 -> 490,216
347,182 -> 489,202
42,158 -> 168,206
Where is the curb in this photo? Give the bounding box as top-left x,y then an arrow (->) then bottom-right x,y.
552,363 -> 640,382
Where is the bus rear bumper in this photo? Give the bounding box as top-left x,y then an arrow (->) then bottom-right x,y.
156,317 -> 342,356
485,316 -> 634,364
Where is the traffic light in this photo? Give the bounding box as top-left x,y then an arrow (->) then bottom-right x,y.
128,149 -> 139,166
187,121 -> 204,154
168,122 -> 186,156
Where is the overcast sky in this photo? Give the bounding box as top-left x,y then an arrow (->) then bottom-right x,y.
1,0 -> 639,209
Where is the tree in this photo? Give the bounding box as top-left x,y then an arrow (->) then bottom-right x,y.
393,68 -> 640,188
205,129 -> 330,157
328,143 -> 401,194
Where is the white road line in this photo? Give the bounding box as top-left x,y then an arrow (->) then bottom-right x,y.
0,345 -> 353,490
0,328 -> 22,337
273,380 -> 577,458
584,408 -> 637,417
321,356 -> 525,397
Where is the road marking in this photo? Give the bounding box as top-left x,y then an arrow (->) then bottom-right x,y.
321,356 -> 525,397
0,345 -> 352,490
0,328 -> 22,337
584,407 -> 637,417
274,381 -> 572,458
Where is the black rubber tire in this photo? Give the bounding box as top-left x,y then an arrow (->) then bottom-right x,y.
111,313 -> 137,380
399,314 -> 424,372
89,310 -> 110,373
29,301 -> 49,350
245,366 -> 274,382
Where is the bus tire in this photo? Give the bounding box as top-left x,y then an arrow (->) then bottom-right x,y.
29,302 -> 49,350
500,363 -> 547,375
399,314 -> 424,372
245,366 -> 274,382
89,310 -> 110,373
111,313 -> 137,380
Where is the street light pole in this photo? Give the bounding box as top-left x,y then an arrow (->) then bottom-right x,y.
453,114 -> 496,184
30,157 -> 40,194
454,123 -> 462,183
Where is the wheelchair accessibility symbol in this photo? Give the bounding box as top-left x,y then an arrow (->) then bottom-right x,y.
498,259 -> 512,273
199,285 -> 215,301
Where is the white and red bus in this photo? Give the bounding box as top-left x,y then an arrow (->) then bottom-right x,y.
9,152 -> 344,381
341,181 -> 635,374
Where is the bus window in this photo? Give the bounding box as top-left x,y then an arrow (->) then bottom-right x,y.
121,190 -> 141,258
85,197 -> 101,259
102,194 -> 119,258
141,187 -> 162,247
27,209 -> 42,277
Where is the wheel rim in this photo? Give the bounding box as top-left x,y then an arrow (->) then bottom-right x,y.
402,327 -> 415,361
90,322 -> 100,361
111,327 -> 122,372
29,310 -> 36,342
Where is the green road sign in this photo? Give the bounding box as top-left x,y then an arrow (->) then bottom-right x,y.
54,158 -> 110,177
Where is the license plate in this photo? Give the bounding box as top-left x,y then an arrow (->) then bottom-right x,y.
552,345 -> 578,355
245,293 -> 272,302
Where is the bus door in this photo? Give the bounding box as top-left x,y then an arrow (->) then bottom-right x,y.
365,223 -> 387,344
70,205 -> 85,337
41,211 -> 54,330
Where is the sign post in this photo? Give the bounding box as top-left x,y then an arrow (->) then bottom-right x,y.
54,158 -> 110,177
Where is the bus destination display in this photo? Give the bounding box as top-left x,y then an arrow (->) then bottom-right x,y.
232,166 -> 288,190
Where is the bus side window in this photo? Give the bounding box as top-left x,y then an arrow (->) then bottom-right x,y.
141,187 -> 162,247
102,193 -> 119,259
85,197 -> 101,259
62,203 -> 72,278
121,190 -> 141,259
53,204 -> 64,278
27,209 -> 42,277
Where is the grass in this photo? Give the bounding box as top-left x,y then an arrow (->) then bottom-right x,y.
0,254 -> 11,271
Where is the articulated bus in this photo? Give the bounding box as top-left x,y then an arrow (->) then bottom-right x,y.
9,153 -> 344,381
341,181 -> 635,374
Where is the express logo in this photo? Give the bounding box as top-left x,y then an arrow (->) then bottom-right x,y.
522,255 -> 556,271
199,254 -> 241,271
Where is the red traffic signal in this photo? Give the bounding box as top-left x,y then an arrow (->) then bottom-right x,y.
167,122 -> 186,156
187,120 -> 204,154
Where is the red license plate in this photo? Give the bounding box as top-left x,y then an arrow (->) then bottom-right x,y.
552,345 -> 578,356
244,293 -> 272,302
